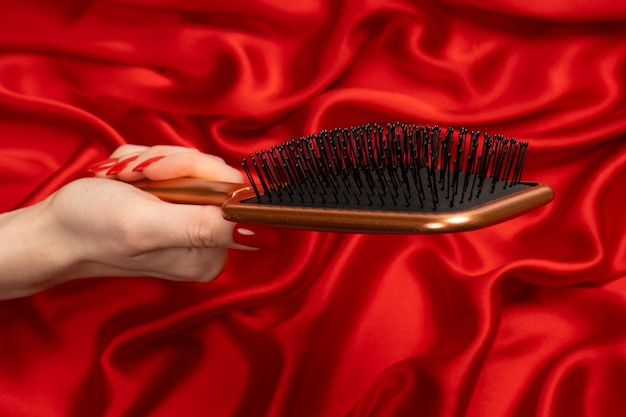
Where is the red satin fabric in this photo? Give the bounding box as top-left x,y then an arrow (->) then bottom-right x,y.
2,1 -> 626,416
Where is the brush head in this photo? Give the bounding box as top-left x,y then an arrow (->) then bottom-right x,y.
241,123 -> 537,212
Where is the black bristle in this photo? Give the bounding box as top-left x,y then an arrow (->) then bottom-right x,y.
241,122 -> 534,212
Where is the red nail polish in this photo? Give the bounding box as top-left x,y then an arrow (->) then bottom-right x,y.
132,156 -> 166,172
85,158 -> 119,173
106,155 -> 139,175
233,223 -> 281,249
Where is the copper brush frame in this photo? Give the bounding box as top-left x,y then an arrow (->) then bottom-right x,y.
133,178 -> 554,233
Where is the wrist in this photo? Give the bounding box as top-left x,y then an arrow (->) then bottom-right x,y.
0,200 -> 79,299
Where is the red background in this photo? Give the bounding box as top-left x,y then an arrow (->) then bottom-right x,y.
1,1 -> 626,416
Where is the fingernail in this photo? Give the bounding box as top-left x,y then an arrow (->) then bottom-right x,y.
85,158 -> 119,173
132,156 -> 166,172
233,223 -> 281,249
106,155 -> 139,175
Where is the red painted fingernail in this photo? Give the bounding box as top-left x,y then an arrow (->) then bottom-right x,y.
132,156 -> 166,172
233,223 -> 281,249
106,155 -> 139,175
85,158 -> 119,173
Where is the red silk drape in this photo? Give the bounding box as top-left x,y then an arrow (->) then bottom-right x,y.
1,1 -> 626,416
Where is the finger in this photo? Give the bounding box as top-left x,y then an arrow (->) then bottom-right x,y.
117,149 -> 243,183
131,202 -> 254,251
139,151 -> 243,183
86,148 -> 142,177
132,247 -> 229,283
99,146 -> 200,181
109,145 -> 150,158
160,247 -> 228,282
87,146 -> 147,178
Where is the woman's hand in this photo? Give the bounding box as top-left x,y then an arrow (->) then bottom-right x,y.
0,145 -> 264,300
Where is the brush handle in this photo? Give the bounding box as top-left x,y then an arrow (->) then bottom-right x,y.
132,178 -> 249,206
132,178 -> 554,234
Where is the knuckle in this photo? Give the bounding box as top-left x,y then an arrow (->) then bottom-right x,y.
186,207 -> 230,248
188,218 -> 217,248
147,145 -> 198,157
111,144 -> 148,158
207,154 -> 226,165
148,145 -> 177,155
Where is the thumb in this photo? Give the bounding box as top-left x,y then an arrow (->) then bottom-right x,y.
141,202 -> 253,250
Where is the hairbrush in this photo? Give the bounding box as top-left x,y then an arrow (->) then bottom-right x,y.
133,122 -> 553,233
